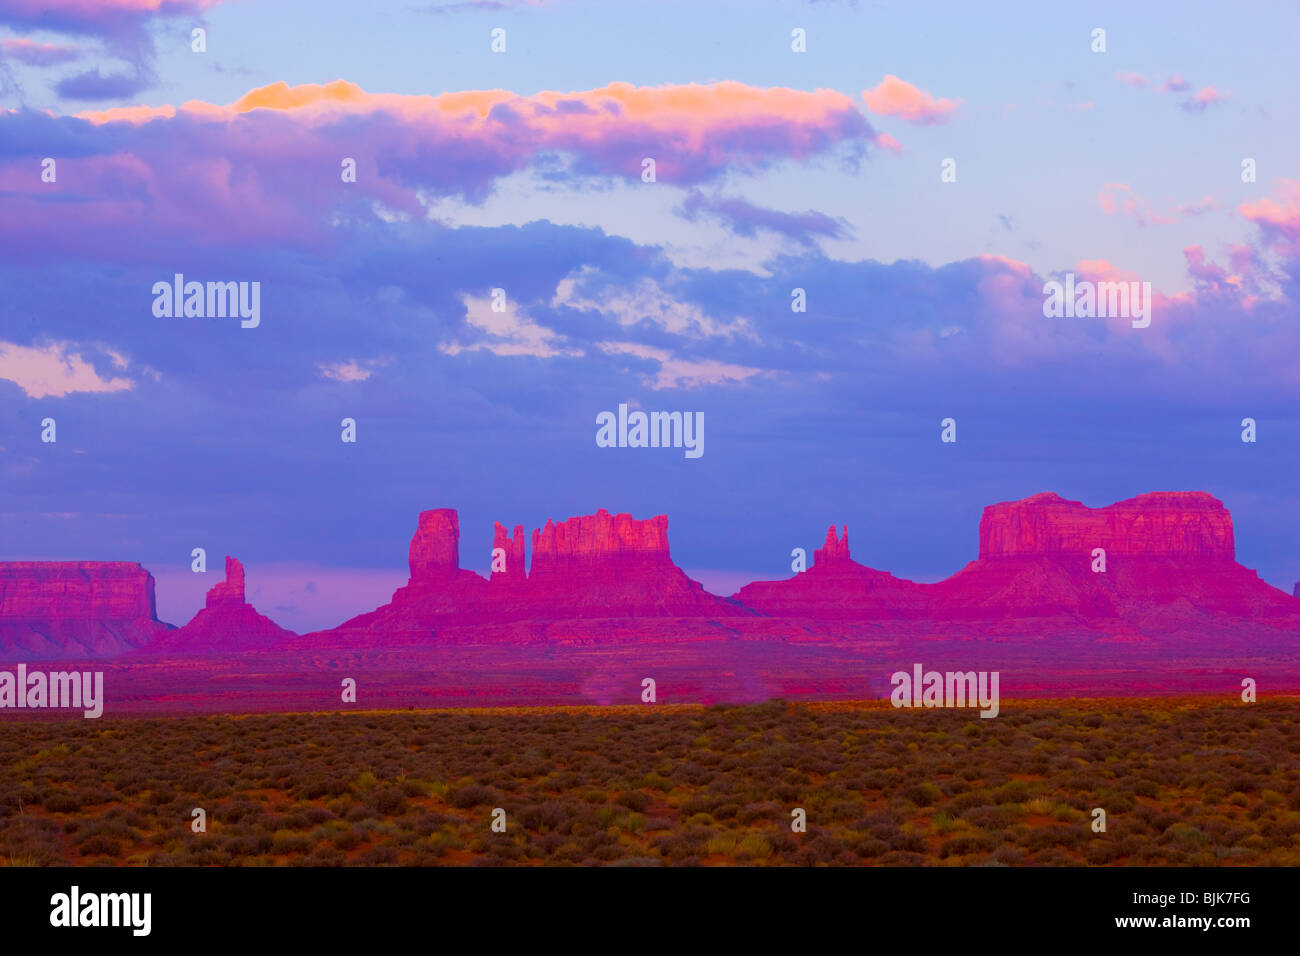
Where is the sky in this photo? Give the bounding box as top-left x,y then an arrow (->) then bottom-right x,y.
1,0 -> 1298,632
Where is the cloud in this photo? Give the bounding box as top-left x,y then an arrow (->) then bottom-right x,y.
1239,179 -> 1300,242
597,341 -> 762,389
1124,73 -> 1227,113
0,340 -> 135,397
0,0 -> 222,35
1181,86 -> 1228,111
1172,196 -> 1219,217
675,189 -> 851,246
317,359 -> 388,383
1182,245 -> 1240,293
441,292 -> 582,358
55,65 -> 152,99
0,37 -> 79,65
1097,183 -> 1174,227
873,131 -> 901,153
0,80 -> 878,257
1097,185 -> 1220,227
0,1 -> 227,99
553,267 -> 750,338
861,75 -> 960,125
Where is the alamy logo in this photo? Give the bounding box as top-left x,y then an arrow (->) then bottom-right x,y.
890,663 -> 1000,718
596,403 -> 704,459
0,665 -> 103,718
152,274 -> 260,328
50,886 -> 150,936
1042,272 -> 1152,328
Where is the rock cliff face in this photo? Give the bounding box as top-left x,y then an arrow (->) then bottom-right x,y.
13,490 -> 1299,660
491,522 -> 527,588
331,509 -> 491,634
978,492 -> 1235,559
143,557 -> 294,653
205,555 -> 246,605
935,491 -> 1276,620
408,509 -> 462,582
524,509 -> 747,617
530,510 -> 671,570
0,562 -> 172,659
736,491 -> 1298,623
814,526 -> 851,565
316,507 -> 745,643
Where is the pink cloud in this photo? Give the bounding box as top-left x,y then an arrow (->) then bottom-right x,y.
1183,245 -> 1238,291
1184,85 -> 1229,110
0,80 -> 880,257
861,75 -> 960,125
1097,183 -> 1174,227
1239,179 -> 1300,241
874,131 -> 901,153
1098,185 -> 1220,227
76,79 -> 876,182
975,253 -> 1033,277
1161,75 -> 1191,93
1172,196 -> 1219,217
0,37 -> 78,65
0,0 -> 222,32
1115,70 -> 1148,88
0,340 -> 135,398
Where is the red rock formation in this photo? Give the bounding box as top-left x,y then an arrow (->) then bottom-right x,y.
491,522 -> 527,588
814,526 -> 850,565
309,508 -> 747,645
330,509 -> 492,636
205,556 -> 246,605
530,510 -> 671,565
978,491 -> 1235,559
734,524 -> 926,619
0,562 -> 172,659
408,508 -> 461,582
935,491 -> 1277,621
525,509 -> 748,617
144,557 -> 294,653
736,491 -> 1299,624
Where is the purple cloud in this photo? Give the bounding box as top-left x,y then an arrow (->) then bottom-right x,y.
675,189 -> 852,246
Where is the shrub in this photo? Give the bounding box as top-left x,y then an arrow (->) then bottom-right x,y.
902,782 -> 943,807
448,784 -> 497,809
614,791 -> 652,813
78,835 -> 123,858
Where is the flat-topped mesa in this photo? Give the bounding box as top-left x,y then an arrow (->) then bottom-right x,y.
526,509 -> 747,617
0,561 -> 172,659
0,561 -> 160,620
408,508 -> 461,584
978,491 -> 1235,561
205,556 -> 246,605
529,509 -> 671,578
491,522 -> 527,587
814,526 -> 851,566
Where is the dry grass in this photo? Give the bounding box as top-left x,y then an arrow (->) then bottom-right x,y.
2,697 -> 1297,866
